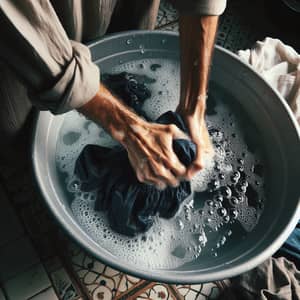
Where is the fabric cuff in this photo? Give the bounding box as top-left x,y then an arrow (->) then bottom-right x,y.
33,41 -> 100,114
174,0 -> 227,15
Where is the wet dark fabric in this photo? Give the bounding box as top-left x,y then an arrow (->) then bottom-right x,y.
75,111 -> 196,236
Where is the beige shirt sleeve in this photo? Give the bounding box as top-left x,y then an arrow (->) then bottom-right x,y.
173,0 -> 227,15
0,0 -> 99,114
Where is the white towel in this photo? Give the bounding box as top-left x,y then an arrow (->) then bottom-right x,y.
237,37 -> 300,124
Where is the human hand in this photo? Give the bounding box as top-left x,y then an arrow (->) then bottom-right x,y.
179,111 -> 214,180
120,119 -> 188,190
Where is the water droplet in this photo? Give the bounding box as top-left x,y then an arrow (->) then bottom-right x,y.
206,200 -> 214,206
223,215 -> 230,223
213,201 -> 219,208
219,173 -> 225,180
230,197 -> 239,206
221,186 -> 232,198
126,39 -> 132,45
209,179 -> 220,190
230,209 -> 239,219
220,236 -> 226,245
177,219 -> 184,230
205,217 -> 212,224
217,207 -> 227,217
215,195 -> 224,202
231,171 -> 240,184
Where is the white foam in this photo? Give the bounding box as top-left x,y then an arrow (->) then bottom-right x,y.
55,58 -> 266,269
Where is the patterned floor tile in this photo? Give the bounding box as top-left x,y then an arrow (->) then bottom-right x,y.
137,283 -> 180,300
175,282 -> 223,300
66,240 -> 141,298
156,0 -> 178,29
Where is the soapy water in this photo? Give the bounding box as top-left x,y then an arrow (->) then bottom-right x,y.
56,58 -> 266,269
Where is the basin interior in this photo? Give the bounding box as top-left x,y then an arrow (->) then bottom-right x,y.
33,32 -> 300,283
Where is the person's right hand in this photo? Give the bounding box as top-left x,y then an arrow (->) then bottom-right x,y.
121,119 -> 188,190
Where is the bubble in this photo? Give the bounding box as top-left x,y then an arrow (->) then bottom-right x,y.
217,207 -> 227,217
230,209 -> 239,219
220,186 -> 232,198
230,197 -> 239,206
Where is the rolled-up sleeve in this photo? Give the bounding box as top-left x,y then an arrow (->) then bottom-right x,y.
0,0 -> 99,114
173,0 -> 227,15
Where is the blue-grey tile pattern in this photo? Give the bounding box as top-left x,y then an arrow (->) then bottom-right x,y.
0,289 -> 6,300
156,0 -> 178,29
3,264 -> 51,300
0,236 -> 40,282
0,187 -> 24,248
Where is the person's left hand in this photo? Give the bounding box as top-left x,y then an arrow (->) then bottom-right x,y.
179,111 -> 214,180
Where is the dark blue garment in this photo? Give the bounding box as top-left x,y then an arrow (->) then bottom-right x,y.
74,111 -> 196,236
275,220 -> 300,268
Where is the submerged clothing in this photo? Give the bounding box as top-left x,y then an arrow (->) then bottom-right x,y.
74,111 -> 196,236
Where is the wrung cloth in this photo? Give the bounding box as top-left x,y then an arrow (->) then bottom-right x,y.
75,91 -> 196,236
220,38 -> 300,300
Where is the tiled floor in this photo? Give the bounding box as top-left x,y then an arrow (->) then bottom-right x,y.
1,0 -> 297,299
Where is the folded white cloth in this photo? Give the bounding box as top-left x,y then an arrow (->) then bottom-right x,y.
237,37 -> 300,124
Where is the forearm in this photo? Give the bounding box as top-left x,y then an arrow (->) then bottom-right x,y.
78,83 -> 145,144
177,15 -> 219,118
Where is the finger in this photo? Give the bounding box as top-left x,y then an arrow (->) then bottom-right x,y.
160,149 -> 186,178
137,169 -> 166,189
141,163 -> 168,189
130,151 -> 167,189
149,158 -> 179,187
167,124 -> 190,140
185,138 -> 205,180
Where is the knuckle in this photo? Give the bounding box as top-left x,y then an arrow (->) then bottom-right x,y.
156,182 -> 166,190
169,124 -> 177,133
194,161 -> 204,170
136,172 -> 145,182
170,179 -> 179,188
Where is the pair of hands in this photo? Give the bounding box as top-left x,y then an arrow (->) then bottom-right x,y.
121,111 -> 213,190
79,84 -> 213,191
